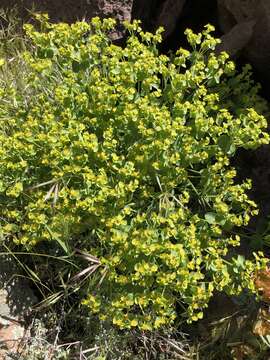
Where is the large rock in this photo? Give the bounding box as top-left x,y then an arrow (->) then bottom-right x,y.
217,0 -> 270,86
131,0 -> 186,39
156,0 -> 187,38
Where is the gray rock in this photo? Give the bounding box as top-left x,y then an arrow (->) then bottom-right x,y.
156,0 -> 186,39
131,0 -> 186,39
217,0 -> 270,85
0,255 -> 37,317
0,254 -> 37,356
216,20 -> 255,57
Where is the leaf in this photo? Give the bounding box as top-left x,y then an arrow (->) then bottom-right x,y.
218,134 -> 235,155
205,212 -> 216,224
235,255 -> 245,269
214,73 -> 220,84
34,291 -> 64,309
72,60 -> 90,72
215,213 -> 226,226
0,180 -> 5,192
264,234 -> 270,247
29,178 -> 57,190
44,224 -> 69,255
44,183 -> 56,201
54,236 -> 69,255
70,264 -> 100,283
37,47 -> 55,59
74,249 -> 100,264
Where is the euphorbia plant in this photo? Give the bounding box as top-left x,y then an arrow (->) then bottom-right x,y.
0,15 -> 269,330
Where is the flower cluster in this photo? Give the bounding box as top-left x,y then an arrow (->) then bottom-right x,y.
0,16 -> 269,329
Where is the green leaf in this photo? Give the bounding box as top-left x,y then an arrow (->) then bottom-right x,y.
205,212 -> 216,224
215,214 -> 226,226
218,134 -> 235,155
264,234 -> 270,247
0,180 -> 5,192
37,47 -> 55,59
234,255 -> 245,269
205,212 -> 226,226
44,224 -> 69,255
72,60 -> 90,72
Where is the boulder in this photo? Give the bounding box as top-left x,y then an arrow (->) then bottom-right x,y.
156,0 -> 187,38
131,0 -> 186,39
217,0 -> 270,86
215,20 -> 255,57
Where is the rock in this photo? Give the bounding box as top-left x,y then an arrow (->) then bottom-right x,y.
100,0 -> 133,40
0,255 -> 37,358
217,0 -> 270,87
88,0 -> 133,41
156,0 -> 187,38
216,20 -> 255,57
131,0 -> 157,33
218,0 -> 258,30
0,289 -> 27,357
245,2 -> 270,85
131,0 -> 186,39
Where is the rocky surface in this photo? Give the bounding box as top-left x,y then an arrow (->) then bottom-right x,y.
217,0 -> 270,87
131,0 -> 186,39
0,290 -> 26,357
0,255 -> 37,358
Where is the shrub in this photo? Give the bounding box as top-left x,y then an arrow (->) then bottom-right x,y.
0,15 -> 269,330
